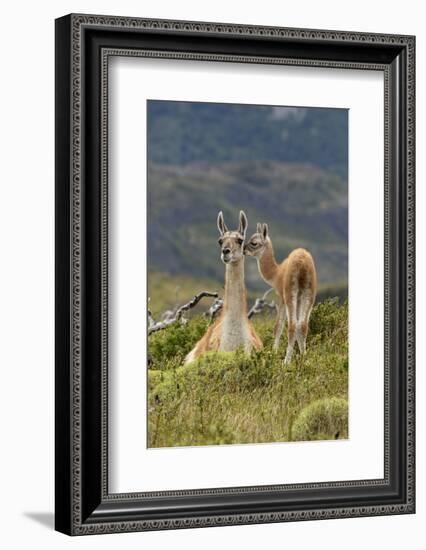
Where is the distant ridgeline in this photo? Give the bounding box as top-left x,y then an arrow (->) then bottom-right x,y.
147,101 -> 348,178
147,101 -> 348,300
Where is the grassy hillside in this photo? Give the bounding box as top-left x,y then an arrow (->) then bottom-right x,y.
148,160 -> 347,291
148,272 -> 221,317
148,299 -> 348,448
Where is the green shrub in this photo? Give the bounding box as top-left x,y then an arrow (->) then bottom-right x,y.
147,299 -> 349,447
309,298 -> 348,338
291,397 -> 348,441
148,317 -> 210,368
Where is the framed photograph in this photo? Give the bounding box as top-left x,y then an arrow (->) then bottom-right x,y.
55,14 -> 415,535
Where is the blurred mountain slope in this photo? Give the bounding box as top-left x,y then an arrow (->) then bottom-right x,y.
147,160 -> 347,291
147,101 -> 348,178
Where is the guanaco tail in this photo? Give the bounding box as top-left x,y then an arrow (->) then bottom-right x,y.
184,211 -> 263,365
244,223 -> 317,364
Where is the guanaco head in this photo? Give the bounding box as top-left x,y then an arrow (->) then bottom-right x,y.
244,223 -> 269,258
217,210 -> 248,264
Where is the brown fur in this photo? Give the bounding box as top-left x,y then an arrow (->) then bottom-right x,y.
184,212 -> 263,365
245,224 -> 317,363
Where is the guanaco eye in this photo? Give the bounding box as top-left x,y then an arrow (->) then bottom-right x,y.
218,238 -> 223,246
237,238 -> 244,245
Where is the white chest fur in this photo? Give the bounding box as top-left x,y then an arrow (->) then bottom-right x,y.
219,261 -> 251,352
220,316 -> 251,352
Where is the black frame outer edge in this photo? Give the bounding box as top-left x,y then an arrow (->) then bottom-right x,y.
55,14 -> 72,535
54,14 -> 415,535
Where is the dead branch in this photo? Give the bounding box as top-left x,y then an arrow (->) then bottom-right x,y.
161,309 -> 176,322
204,297 -> 224,320
149,287 -> 276,336
248,288 -> 277,319
148,291 -> 219,335
148,308 -> 156,329
204,288 -> 277,321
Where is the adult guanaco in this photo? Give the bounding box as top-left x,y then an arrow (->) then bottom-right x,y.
244,223 -> 317,364
184,211 -> 263,364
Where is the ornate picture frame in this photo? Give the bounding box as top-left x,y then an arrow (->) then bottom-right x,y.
55,14 -> 415,535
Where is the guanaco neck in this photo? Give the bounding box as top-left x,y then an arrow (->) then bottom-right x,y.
258,238 -> 279,285
223,259 -> 248,320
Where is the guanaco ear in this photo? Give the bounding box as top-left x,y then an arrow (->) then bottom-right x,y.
217,211 -> 228,236
262,223 -> 269,240
239,210 -> 248,238
256,223 -> 262,234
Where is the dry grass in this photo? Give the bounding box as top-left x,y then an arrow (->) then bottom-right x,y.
148,299 -> 348,448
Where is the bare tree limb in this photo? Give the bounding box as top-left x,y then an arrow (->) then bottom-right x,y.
161,309 -> 176,322
204,288 -> 277,320
248,287 -> 277,319
147,297 -> 156,329
148,308 -> 156,329
149,287 -> 276,337
204,297 -> 224,320
148,291 -> 219,335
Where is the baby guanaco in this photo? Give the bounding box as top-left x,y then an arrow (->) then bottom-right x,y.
244,223 -> 317,364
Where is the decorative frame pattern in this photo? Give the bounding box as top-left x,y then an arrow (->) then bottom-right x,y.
55,14 -> 415,536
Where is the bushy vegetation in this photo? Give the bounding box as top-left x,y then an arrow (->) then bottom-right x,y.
292,397 -> 348,441
148,299 -> 348,448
